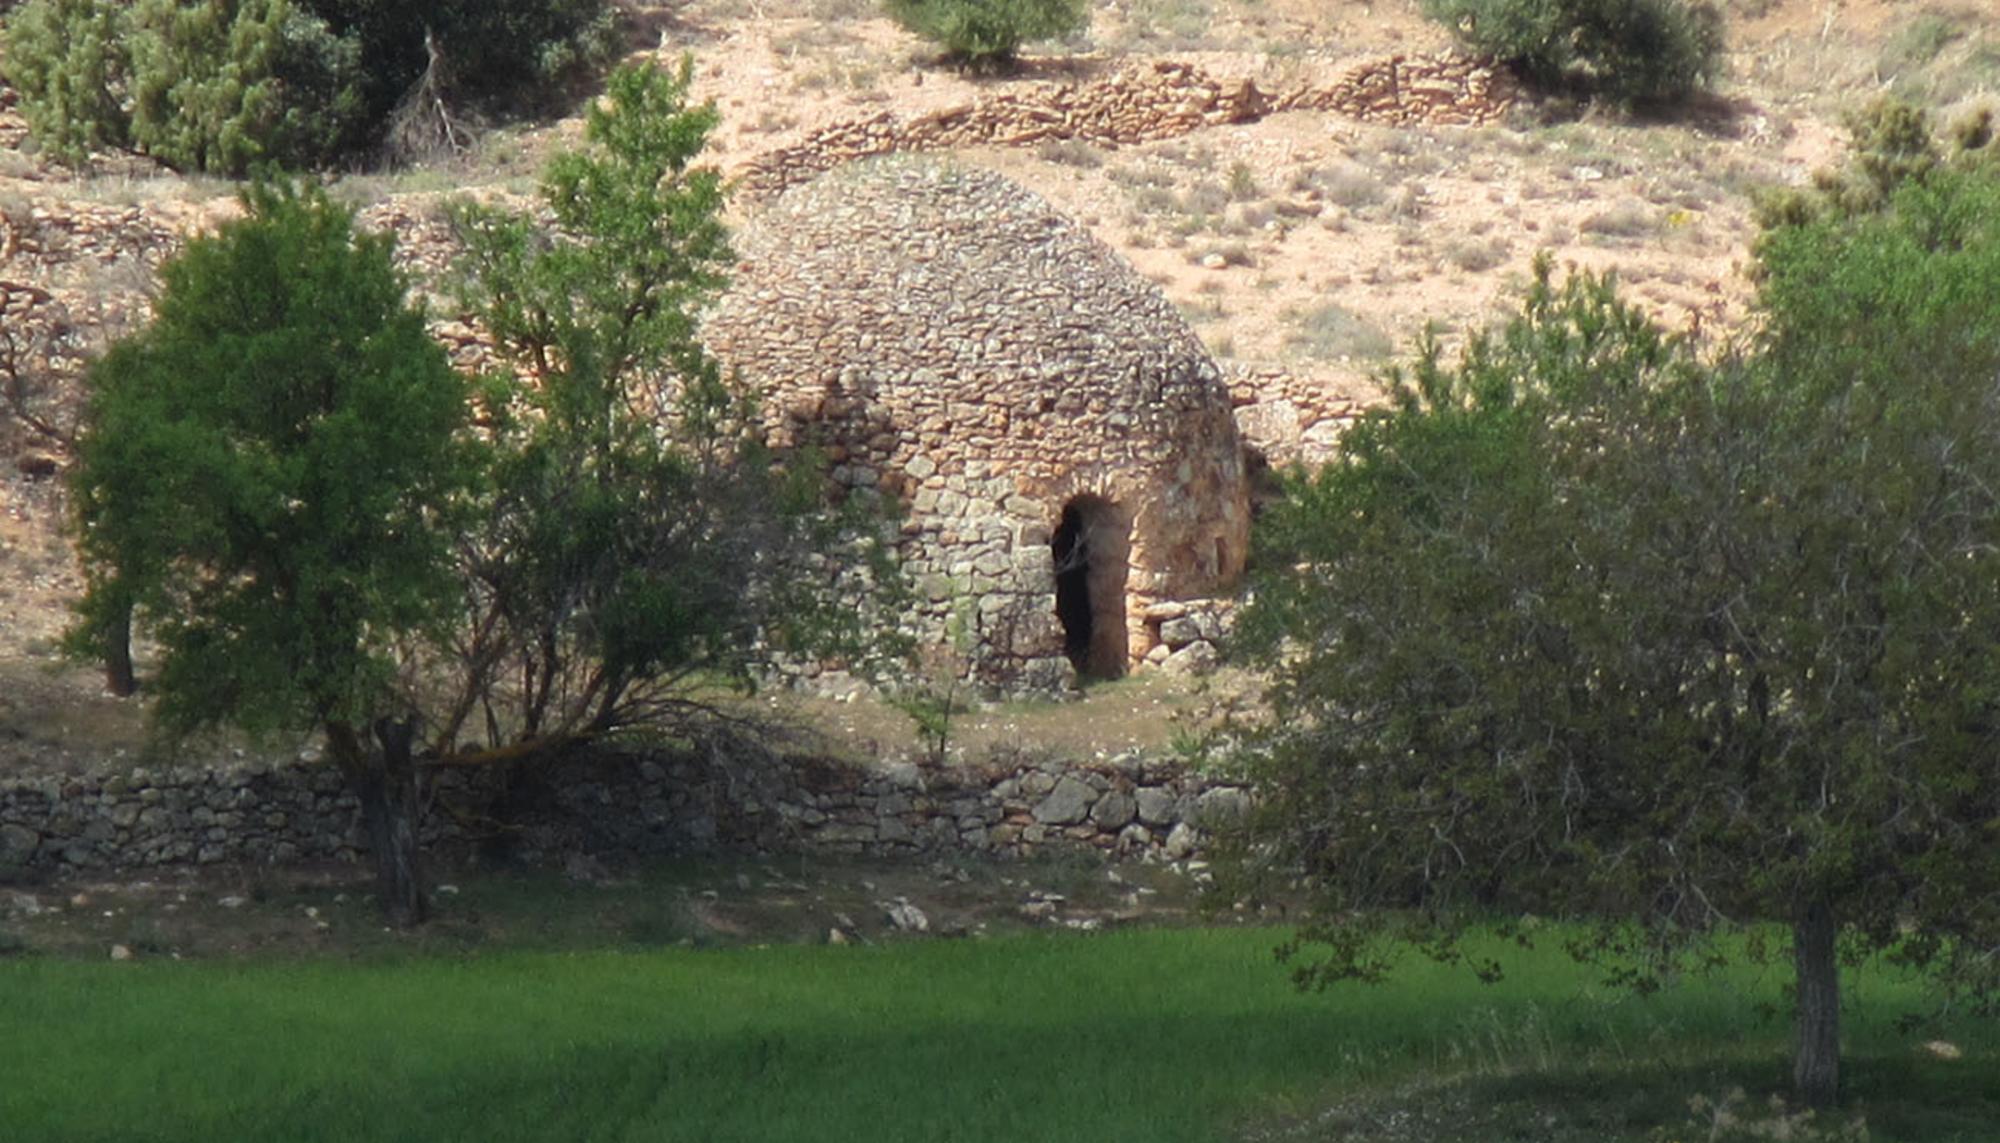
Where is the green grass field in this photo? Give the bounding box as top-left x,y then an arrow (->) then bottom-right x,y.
3,927 -> 1994,1142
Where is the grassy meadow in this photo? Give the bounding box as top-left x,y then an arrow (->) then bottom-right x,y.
4,926 -> 1996,1142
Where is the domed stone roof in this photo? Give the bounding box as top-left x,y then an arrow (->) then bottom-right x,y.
706,159 -> 1224,436
705,159 -> 1248,686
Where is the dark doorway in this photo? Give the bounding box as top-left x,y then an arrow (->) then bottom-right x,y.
1051,495 -> 1130,679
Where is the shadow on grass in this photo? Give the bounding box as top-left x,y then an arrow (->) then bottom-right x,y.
1272,1056 -> 2000,1142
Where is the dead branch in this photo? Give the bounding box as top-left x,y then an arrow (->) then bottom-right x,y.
381,27 -> 478,169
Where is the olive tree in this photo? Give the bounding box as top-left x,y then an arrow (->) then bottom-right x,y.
1234,173 -> 2000,1107
67,181 -> 473,925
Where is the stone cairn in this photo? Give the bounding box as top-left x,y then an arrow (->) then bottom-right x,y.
737,52 -> 1517,200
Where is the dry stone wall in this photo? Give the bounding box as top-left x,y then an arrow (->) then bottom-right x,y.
1224,363 -> 1373,466
1272,51 -> 1518,126
737,53 -> 1517,200
0,748 -> 1248,876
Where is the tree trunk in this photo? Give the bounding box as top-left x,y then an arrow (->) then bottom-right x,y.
1793,897 -> 1841,1108
327,719 -> 430,928
103,590 -> 136,697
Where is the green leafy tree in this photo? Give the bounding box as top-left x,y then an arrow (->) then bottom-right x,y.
67,58 -> 899,929
1235,198 -> 2000,1108
441,59 -> 896,753
0,0 -> 609,171
0,0 -> 366,173
126,0 -> 365,174
67,181 -> 473,925
1423,0 -> 1724,108
0,0 -> 129,162
883,0 -> 1088,69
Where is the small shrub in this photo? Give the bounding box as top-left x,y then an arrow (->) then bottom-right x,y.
120,919 -> 172,956
1034,138 -> 1104,168
1423,0 -> 1725,109
1116,0 -> 1213,47
1181,179 -> 1230,217
1878,10 -> 1964,82
1185,278 -> 1228,319
1225,161 -> 1260,201
1295,161 -> 1387,209
1388,185 -> 1427,221
1284,302 -> 1393,361
622,901 -> 699,947
1757,98 -> 1948,229
1192,240 -> 1255,268
1580,200 -> 1658,239
884,0 -> 1088,67
1445,235 -> 1512,271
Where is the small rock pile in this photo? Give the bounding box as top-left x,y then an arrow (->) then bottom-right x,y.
0,200 -> 184,269
736,52 -> 1517,200
0,276 -> 52,327
1225,363 -> 1374,466
1274,51 -> 1518,128
0,95 -> 26,153
1140,598 -> 1235,675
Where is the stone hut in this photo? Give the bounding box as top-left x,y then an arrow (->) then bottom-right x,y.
704,160 -> 1249,687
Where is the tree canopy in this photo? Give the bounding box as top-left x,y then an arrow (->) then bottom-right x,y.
66,60 -> 899,926
67,180 -> 472,923
1232,165 -> 2000,1107
441,59 -> 896,753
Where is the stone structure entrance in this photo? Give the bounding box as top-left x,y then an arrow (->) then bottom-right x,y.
1051,496 -> 1131,678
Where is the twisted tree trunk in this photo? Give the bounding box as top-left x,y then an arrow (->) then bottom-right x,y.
327,719 -> 429,928
102,590 -> 136,697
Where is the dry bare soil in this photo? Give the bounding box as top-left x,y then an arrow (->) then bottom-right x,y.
1,0 -> 1997,775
